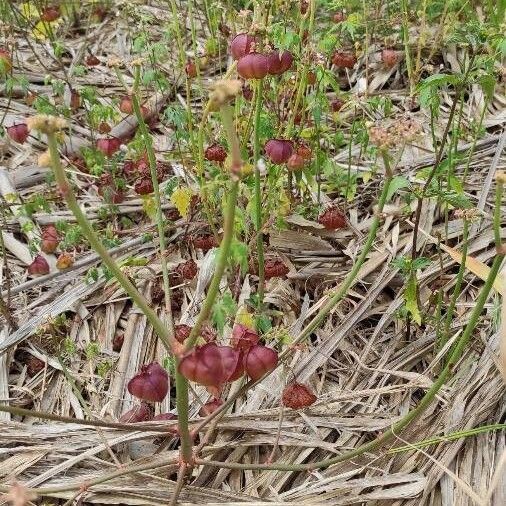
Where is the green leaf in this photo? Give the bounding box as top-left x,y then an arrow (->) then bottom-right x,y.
405,274 -> 422,325
142,195 -> 157,220
212,291 -> 237,333
386,175 -> 410,201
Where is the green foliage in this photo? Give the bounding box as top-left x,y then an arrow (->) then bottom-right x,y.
212,290 -> 237,333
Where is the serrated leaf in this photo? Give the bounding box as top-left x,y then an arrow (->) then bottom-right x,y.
170,186 -> 192,218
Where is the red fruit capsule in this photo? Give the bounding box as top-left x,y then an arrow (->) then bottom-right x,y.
382,48 -> 399,67
205,143 -> 227,163
307,70 -> 317,85
41,6 -> 60,22
176,259 -> 198,280
231,323 -> 259,352
230,33 -> 256,60
27,255 -> 50,276
7,123 -> 29,144
119,96 -> 134,114
264,139 -> 293,164
41,225 -> 59,254
127,362 -> 169,403
243,344 -> 278,381
331,51 -> 356,69
178,343 -> 243,387
297,143 -> 312,160
86,54 -> 100,66
174,324 -> 192,344
267,50 -> 294,75
192,234 -> 218,251
56,252 -> 73,270
185,60 -> 197,78
282,382 -> 317,409
97,121 -> 111,134
331,98 -> 345,112
134,177 -> 153,195
300,0 -> 309,15
97,137 -> 121,157
119,403 -> 152,423
237,53 -> 270,80
199,398 -> 223,417
318,206 -> 346,230
264,258 -> 289,279
287,153 -> 305,171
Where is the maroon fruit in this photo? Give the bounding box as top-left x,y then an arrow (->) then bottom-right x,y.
267,50 -> 293,75
134,177 -> 153,195
300,0 -> 309,15
318,206 -> 346,230
122,160 -> 137,180
287,153 -> 305,171
97,121 -> 111,134
237,53 -> 270,80
199,398 -> 223,416
86,54 -> 100,66
119,403 -> 152,423
192,234 -> 219,251
97,137 -> 121,157
40,225 -> 59,254
282,382 -> 317,409
264,259 -> 289,279
127,362 -> 169,403
205,143 -> 227,163
119,96 -> 133,114
382,48 -> 399,67
7,123 -> 29,144
176,259 -> 198,280
231,323 -> 259,352
330,98 -> 345,112
307,71 -> 316,85
28,255 -> 50,276
174,324 -> 192,344
230,33 -> 256,60
185,60 -> 197,78
331,51 -> 356,69
178,343 -> 243,387
112,333 -> 124,352
243,344 -> 278,381
265,139 -> 293,164
41,6 -> 60,22
201,323 -> 218,343
297,143 -> 312,160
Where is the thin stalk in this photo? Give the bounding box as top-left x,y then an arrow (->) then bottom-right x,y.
439,218 -> 469,347
174,366 -> 193,463
132,67 -> 174,328
253,78 -> 266,304
0,404 -> 177,433
45,132 -> 181,357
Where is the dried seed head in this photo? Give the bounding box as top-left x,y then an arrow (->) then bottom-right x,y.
37,151 -> 52,167
209,79 -> 242,108
27,114 -> 67,134
107,56 -> 123,67
496,171 -> 506,185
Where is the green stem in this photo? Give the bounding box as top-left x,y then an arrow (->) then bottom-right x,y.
253,78 -> 265,304
45,133 -> 181,356
439,218 -> 469,348
132,67 -> 174,329
175,366 -> 193,463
